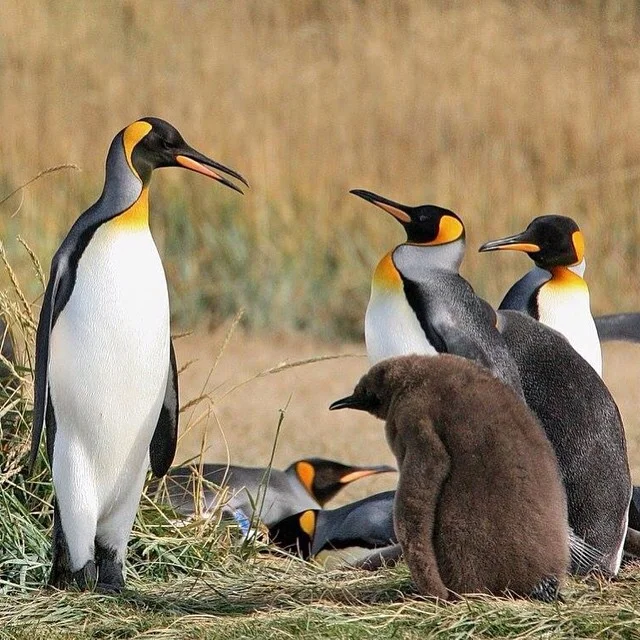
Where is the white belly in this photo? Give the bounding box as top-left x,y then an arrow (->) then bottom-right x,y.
365,288 -> 436,365
537,286 -> 602,376
49,223 -> 170,515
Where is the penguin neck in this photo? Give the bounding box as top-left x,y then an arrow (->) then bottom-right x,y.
392,239 -> 465,279
93,133 -> 149,228
547,262 -> 588,288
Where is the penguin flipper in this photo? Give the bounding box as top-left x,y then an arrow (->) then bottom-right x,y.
430,313 -> 495,371
30,262 -> 64,472
149,339 -> 179,477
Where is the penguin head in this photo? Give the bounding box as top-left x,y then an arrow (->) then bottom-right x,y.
268,510 -> 317,559
330,356 -> 417,420
349,189 -> 465,246
285,458 -> 396,506
479,215 -> 584,269
120,117 -> 248,192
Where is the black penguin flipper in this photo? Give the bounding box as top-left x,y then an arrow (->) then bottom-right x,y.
595,313 -> 640,343
149,339 -> 179,477
430,312 -> 496,372
30,264 -> 63,472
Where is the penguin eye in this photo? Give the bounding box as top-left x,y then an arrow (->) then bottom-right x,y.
418,215 -> 427,223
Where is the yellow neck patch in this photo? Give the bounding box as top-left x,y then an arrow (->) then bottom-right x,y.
296,461 -> 316,495
299,510 -> 316,537
108,186 -> 150,230
373,252 -> 403,290
548,266 -> 588,292
572,230 -> 585,264
123,120 -> 153,180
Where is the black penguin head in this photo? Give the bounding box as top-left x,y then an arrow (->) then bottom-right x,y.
349,189 -> 465,246
330,358 -> 415,420
268,510 -> 316,559
122,117 -> 248,192
479,215 -> 584,269
285,458 -> 396,506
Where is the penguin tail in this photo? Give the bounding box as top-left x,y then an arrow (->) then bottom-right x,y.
568,529 -> 609,576
529,575 -> 563,603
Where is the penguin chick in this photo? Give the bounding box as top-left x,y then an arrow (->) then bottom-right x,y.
331,354 -> 569,601
480,215 -> 601,375
149,458 -> 394,527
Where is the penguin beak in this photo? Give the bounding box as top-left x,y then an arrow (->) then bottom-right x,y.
329,394 -> 370,412
175,147 -> 249,194
339,465 -> 396,484
349,189 -> 412,224
478,232 -> 540,254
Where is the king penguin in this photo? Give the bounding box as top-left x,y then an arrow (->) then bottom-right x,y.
267,491 -> 396,560
479,215 -> 602,376
149,458 -> 395,527
349,189 -> 523,395
352,188 -> 631,576
30,117 -> 248,592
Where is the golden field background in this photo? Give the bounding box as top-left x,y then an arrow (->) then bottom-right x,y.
2,1 -> 640,490
3,1 -> 640,335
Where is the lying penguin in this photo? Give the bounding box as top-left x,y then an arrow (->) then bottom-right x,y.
148,458 -> 395,527
268,490 -> 395,559
331,354 -> 570,601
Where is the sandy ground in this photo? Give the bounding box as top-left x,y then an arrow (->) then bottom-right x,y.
173,327 -> 640,507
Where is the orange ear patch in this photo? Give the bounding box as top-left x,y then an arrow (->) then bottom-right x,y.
572,231 -> 585,264
373,252 -> 403,290
299,510 -> 316,537
123,120 -> 153,179
296,461 -> 316,494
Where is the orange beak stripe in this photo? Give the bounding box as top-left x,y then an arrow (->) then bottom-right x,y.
339,469 -> 383,484
175,155 -> 226,181
490,242 -> 540,253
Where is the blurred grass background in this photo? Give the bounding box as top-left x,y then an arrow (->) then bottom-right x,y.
2,0 -> 640,338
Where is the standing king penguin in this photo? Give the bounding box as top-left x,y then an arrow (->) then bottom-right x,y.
351,189 -> 630,575
30,117 -> 247,592
349,189 -> 523,395
479,215 -> 602,376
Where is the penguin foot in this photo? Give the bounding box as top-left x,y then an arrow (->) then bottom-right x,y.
96,544 -> 125,593
528,575 -> 562,603
73,560 -> 98,591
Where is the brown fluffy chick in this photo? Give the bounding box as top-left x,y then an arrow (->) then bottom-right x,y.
330,354 -> 569,601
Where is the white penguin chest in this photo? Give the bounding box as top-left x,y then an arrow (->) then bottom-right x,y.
537,279 -> 602,376
365,281 -> 436,366
49,223 -> 170,457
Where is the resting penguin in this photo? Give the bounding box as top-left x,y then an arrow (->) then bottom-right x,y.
479,215 -> 602,376
149,458 -> 395,527
352,188 -> 631,575
595,313 -> 640,343
330,354 -> 569,601
268,490 -> 396,559
349,189 -> 523,396
30,117 -> 248,592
